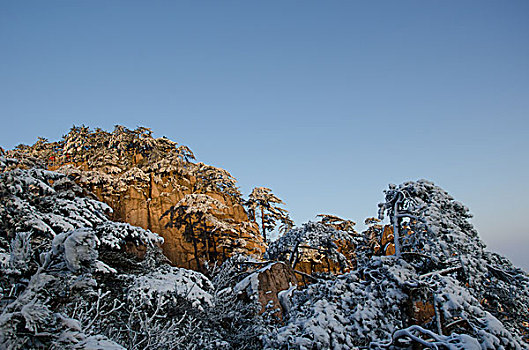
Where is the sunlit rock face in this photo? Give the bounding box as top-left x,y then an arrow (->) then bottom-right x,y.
84,170 -> 265,269
5,126 -> 266,269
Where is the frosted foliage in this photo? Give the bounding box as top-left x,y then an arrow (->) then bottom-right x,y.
432,276 -> 524,349
371,325 -> 482,349
377,180 -> 529,342
58,164 -> 151,196
164,195 -> 228,232
268,180 -> 528,349
193,162 -> 241,198
0,168 -> 162,252
266,221 -> 358,270
20,298 -> 52,333
0,168 -> 109,240
9,232 -> 32,273
245,186 -> 292,240
0,267 -> 96,349
0,156 -> 20,172
52,228 -> 99,272
95,221 -> 162,249
6,125 -> 248,207
176,193 -> 227,215
128,265 -> 213,310
268,258 -> 527,349
73,335 -> 126,350
0,168 -> 261,349
378,180 -> 483,262
264,258 -> 410,349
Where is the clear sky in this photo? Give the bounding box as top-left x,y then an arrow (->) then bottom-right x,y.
1,1 -> 528,269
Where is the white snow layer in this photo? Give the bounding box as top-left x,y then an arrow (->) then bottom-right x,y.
128,266 -> 213,310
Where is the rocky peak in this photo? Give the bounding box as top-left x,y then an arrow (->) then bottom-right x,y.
4,125 -> 266,269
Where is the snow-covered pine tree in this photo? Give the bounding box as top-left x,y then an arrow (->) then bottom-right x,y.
162,194 -> 237,271
266,219 -> 359,274
245,187 -> 292,242
377,180 -> 529,344
317,214 -> 357,233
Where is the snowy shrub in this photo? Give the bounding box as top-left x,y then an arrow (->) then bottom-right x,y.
0,168 -> 109,242
264,258 -> 411,349
128,265 -> 213,310
95,221 -> 162,250
378,180 -> 529,343
70,335 -> 126,350
370,325 -> 482,349
266,221 -> 358,272
0,167 -> 162,254
9,232 -> 32,274
0,155 -> 20,172
52,228 -> 99,272
266,180 -> 528,349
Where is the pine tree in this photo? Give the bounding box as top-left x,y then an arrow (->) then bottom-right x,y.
245,187 -> 291,242
317,214 -> 356,233
162,194 -> 234,271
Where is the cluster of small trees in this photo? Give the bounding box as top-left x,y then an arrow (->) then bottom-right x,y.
266,216 -> 359,276
265,180 -> 529,349
162,187 -> 295,272
7,125 -> 195,169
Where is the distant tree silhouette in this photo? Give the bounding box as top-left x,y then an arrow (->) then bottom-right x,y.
317,214 -> 356,233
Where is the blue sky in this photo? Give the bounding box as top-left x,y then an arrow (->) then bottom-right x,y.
1,1 -> 528,268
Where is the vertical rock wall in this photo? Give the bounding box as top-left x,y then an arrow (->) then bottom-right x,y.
86,171 -> 265,268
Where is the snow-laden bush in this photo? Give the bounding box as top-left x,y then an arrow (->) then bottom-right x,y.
128,265 -> 213,310
95,221 -> 162,250
378,180 -> 529,342
8,232 -> 32,274
0,155 -> 19,172
0,168 -> 109,242
264,258 -> 411,349
266,221 -> 359,272
266,257 -> 527,349
52,228 -> 99,272
0,167 -> 162,252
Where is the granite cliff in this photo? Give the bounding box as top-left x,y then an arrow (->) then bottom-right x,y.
3,126 -> 265,269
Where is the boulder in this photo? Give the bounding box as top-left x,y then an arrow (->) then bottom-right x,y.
235,262 -> 298,320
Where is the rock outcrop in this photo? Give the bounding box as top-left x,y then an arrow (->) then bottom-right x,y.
64,167 -> 265,269
4,126 -> 266,269
234,262 -> 298,320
